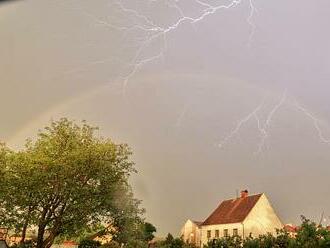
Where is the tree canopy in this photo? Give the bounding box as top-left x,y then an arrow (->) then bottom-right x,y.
0,118 -> 144,248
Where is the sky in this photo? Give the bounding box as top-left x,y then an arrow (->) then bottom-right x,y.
1,0 -> 330,236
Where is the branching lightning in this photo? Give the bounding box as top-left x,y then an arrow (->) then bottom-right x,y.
217,89 -> 330,153
294,100 -> 330,144
70,1 -> 330,153
79,0 -> 256,95
255,89 -> 287,154
217,97 -> 265,150
217,90 -> 288,153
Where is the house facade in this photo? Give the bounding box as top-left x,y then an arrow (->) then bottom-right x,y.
181,190 -> 283,247
181,219 -> 202,247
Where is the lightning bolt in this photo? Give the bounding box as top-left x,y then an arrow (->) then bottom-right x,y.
117,0 -> 251,95
247,0 -> 257,46
52,1 -> 330,154
294,100 -> 330,144
255,89 -> 287,154
77,0 -> 257,96
217,97 -> 265,149
218,90 -> 288,154
218,89 -> 330,153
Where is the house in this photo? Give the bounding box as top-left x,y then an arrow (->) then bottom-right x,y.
181,190 -> 283,247
180,220 -> 202,246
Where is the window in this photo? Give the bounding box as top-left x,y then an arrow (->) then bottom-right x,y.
224,229 -> 229,237
207,230 -> 211,239
233,228 -> 238,236
215,230 -> 219,238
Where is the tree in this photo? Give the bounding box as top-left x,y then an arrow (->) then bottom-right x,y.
142,222 -> 157,242
156,233 -> 197,248
274,229 -> 295,248
0,118 -> 143,248
294,216 -> 330,248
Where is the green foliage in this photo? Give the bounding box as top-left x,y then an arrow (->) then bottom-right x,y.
0,118 -> 143,248
143,222 -> 157,242
294,216 -> 330,248
78,240 -> 101,248
155,233 -> 197,248
100,242 -> 121,248
125,239 -> 148,248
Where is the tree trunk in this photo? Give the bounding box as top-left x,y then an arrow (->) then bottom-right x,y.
36,224 -> 46,248
20,220 -> 28,243
42,219 -> 61,248
37,202 -> 66,248
21,206 -> 34,243
43,232 -> 57,248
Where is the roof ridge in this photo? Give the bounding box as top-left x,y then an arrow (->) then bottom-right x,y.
225,193 -> 263,202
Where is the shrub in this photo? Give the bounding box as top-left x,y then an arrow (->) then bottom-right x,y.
78,239 -> 101,248
100,241 -> 121,248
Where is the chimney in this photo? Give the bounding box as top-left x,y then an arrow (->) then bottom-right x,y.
240,190 -> 249,198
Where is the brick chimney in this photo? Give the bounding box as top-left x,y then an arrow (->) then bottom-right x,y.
240,190 -> 249,198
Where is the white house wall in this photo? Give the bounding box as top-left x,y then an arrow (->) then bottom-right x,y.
180,220 -> 201,247
200,223 -> 243,247
242,194 -> 283,237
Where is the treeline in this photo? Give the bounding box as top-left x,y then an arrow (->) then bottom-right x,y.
40,215 -> 330,248
153,216 -> 330,248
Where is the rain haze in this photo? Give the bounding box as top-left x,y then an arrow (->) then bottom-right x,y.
1,0 -> 330,236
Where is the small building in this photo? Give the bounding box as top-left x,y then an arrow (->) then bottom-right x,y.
181,190 -> 283,247
180,219 -> 202,247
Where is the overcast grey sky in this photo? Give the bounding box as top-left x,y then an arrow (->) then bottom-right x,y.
1,0 -> 330,235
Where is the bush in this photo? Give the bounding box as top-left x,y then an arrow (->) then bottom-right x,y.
100,241 -> 121,248
78,239 -> 101,248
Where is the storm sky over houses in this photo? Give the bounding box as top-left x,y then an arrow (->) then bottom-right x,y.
1,0 -> 330,235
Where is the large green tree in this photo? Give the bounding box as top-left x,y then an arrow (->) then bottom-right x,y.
0,118 -> 143,248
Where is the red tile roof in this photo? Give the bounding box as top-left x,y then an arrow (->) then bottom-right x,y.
203,194 -> 263,225
284,224 -> 298,233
